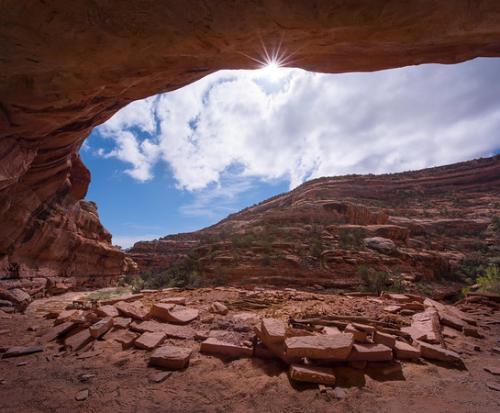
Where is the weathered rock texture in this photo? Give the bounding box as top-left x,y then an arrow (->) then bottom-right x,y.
1,1 -> 500,291
130,156 -> 500,290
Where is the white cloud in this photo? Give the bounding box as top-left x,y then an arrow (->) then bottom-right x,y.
179,175 -> 256,218
112,233 -> 161,249
95,58 -> 500,192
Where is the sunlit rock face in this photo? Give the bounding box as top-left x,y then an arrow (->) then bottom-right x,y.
129,156 -> 500,291
1,1 -> 500,290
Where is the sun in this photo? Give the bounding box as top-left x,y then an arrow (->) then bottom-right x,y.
260,59 -> 282,78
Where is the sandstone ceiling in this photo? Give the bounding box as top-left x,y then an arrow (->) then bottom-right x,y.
1,1 -> 500,289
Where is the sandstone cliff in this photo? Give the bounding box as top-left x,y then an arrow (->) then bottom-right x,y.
129,156 -> 500,292
2,2 -> 500,292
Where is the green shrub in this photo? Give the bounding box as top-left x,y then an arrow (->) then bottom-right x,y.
492,215 -> 500,233
339,228 -> 365,249
357,266 -> 388,294
476,265 -> 500,293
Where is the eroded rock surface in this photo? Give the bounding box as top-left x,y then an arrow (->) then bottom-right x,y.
2,2 -> 500,293
130,156 -> 500,290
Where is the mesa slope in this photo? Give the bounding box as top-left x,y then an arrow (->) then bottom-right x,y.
130,156 -> 500,294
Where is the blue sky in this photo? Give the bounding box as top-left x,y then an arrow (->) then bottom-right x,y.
81,58 -> 500,248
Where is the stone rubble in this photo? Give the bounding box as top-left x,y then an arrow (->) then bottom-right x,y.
6,287 -> 495,393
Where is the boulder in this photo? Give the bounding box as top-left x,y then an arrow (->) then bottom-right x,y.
348,343 -> 393,362
285,334 -> 353,360
149,345 -> 192,370
289,364 -> 336,385
200,338 -> 253,358
363,237 -> 396,254
134,332 -> 166,350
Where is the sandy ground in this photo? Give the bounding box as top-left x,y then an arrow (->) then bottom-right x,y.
1,288 -> 499,413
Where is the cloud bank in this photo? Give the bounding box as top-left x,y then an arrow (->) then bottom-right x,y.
96,58 -> 500,192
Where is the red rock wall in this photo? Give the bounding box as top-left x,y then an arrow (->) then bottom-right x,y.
1,1 -> 500,291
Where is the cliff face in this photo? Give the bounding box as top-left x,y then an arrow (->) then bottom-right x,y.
129,156 -> 500,289
2,1 -> 500,291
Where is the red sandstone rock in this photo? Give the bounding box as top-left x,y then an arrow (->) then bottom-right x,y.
89,317 -> 113,338
96,305 -> 119,318
114,301 -> 149,321
261,318 -> 286,344
210,302 -> 228,315
39,321 -> 76,344
289,364 -> 336,385
394,341 -> 420,360
113,317 -> 132,329
149,345 -> 192,370
134,332 -> 166,350
200,338 -> 253,358
285,334 -> 354,360
344,324 -> 368,343
348,343 -> 393,362
373,331 -> 396,348
65,329 -> 93,351
417,342 -> 461,363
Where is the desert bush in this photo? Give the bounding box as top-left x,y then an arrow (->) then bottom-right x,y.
492,215 -> 500,233
357,266 -> 389,294
476,265 -> 500,293
339,227 -> 365,249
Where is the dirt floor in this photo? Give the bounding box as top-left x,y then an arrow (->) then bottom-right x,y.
1,287 -> 499,413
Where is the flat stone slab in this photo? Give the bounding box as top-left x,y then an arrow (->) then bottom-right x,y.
348,343 -> 393,362
134,332 -> 166,350
2,346 -> 44,359
114,301 -> 149,320
149,345 -> 192,370
383,305 -> 402,313
418,341 -> 461,363
150,303 -> 199,324
402,310 -> 440,344
130,320 -> 195,339
113,317 -> 132,329
373,331 -> 396,348
96,305 -> 119,318
55,309 -> 82,325
160,297 -> 186,305
289,364 -> 336,385
65,329 -> 93,351
39,321 -> 75,344
89,317 -> 113,338
285,333 -> 353,360
200,337 -> 253,358
484,366 -> 500,376
394,341 -> 420,359
323,326 -> 341,335
344,324 -> 368,343
261,318 -> 286,344
105,329 -> 138,349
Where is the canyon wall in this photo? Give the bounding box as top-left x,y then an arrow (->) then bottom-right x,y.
1,1 -> 500,291
129,156 -> 500,292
